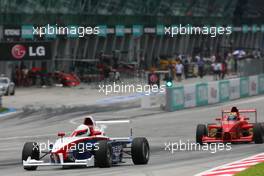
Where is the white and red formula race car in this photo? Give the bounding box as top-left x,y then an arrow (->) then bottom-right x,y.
22,116 -> 149,170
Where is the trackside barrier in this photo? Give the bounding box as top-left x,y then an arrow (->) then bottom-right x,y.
141,92 -> 165,109
165,74 -> 264,112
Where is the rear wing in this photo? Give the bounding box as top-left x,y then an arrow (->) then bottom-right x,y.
95,120 -> 132,137
222,109 -> 257,122
96,120 -> 130,124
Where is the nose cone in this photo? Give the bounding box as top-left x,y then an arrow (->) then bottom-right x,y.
221,123 -> 233,133
51,137 -> 71,153
222,126 -> 231,133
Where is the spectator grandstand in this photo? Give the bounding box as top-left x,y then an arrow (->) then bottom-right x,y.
3,0 -> 263,17
0,0 -> 263,84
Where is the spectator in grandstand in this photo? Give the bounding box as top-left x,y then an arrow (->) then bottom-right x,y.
253,49 -> 262,59
103,64 -> 111,83
182,57 -> 189,79
221,60 -> 227,79
21,67 -> 29,86
178,54 -> 184,61
175,60 -> 184,82
210,55 -> 216,63
197,57 -> 205,79
194,55 -> 200,62
233,49 -> 245,73
14,66 -> 20,86
227,53 -> 235,75
167,62 -> 174,81
211,61 -> 221,80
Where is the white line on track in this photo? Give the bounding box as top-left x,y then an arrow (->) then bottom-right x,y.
0,110 -> 20,118
0,133 -> 55,141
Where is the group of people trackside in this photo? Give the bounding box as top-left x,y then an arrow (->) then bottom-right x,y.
163,52 -> 238,83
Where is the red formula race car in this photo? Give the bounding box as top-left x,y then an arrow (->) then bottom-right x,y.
196,107 -> 263,144
54,71 -> 80,87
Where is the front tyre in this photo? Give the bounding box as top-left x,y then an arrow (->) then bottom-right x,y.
196,124 -> 207,144
131,137 -> 150,165
22,142 -> 40,170
253,123 -> 263,144
95,140 -> 112,168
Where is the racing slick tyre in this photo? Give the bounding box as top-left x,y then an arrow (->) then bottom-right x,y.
196,124 -> 208,145
131,137 -> 150,165
95,140 -> 112,168
253,123 -> 263,144
22,142 -> 40,170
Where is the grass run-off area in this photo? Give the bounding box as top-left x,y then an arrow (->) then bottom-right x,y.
0,107 -> 8,113
235,162 -> 264,176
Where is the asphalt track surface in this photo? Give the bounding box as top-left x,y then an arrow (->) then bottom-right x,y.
1,95 -> 264,176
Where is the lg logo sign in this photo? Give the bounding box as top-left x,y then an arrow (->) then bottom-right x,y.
11,44 -> 46,59
29,46 -> 45,57
11,44 -> 26,59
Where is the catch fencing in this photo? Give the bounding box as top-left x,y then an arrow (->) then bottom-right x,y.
238,58 -> 264,76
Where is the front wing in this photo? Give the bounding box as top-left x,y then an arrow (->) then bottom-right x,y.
23,153 -> 95,167
202,136 -> 253,143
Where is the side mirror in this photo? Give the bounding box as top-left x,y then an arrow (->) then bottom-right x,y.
58,132 -> 65,137
215,118 -> 221,121
244,117 -> 249,121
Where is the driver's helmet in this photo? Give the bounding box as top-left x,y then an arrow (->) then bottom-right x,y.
227,112 -> 238,121
75,124 -> 91,136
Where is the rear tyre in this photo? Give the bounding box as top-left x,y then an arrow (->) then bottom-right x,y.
131,137 -> 150,165
22,142 -> 40,170
196,124 -> 207,144
95,140 -> 112,168
253,123 -> 263,144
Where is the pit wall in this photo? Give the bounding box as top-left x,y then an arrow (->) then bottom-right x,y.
165,74 -> 264,111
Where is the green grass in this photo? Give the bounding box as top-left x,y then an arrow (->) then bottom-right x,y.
0,107 -> 8,113
235,162 -> 264,176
